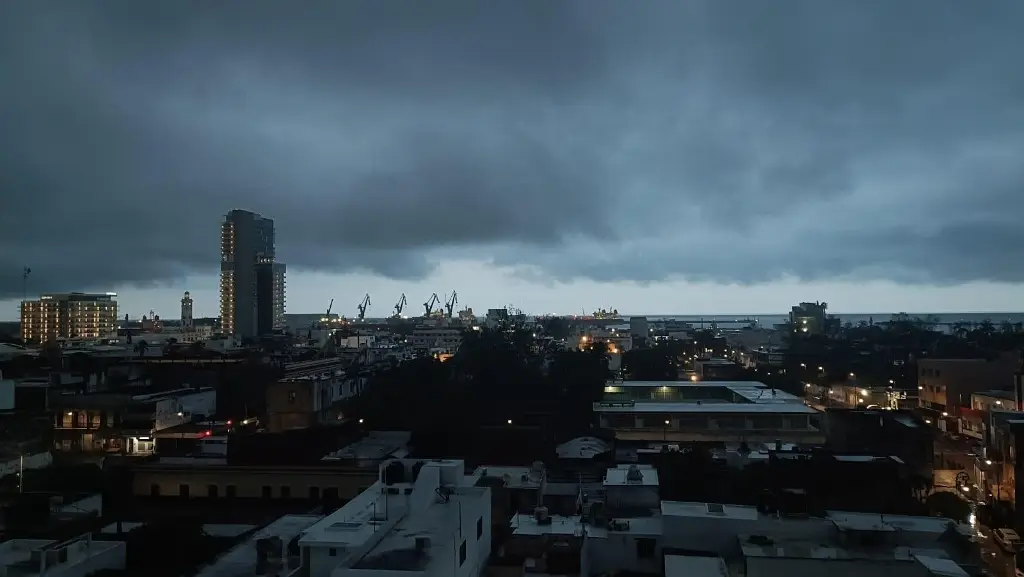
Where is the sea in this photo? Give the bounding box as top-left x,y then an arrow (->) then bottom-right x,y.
623,312 -> 1024,330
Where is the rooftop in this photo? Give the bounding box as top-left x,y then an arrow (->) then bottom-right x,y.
610,380 -> 772,389
511,514 -> 583,537
194,515 -> 322,577
604,464 -> 659,487
555,436 -> 611,459
0,535 -> 125,576
739,533 -> 952,563
664,554 -> 729,577
594,401 -> 818,415
661,501 -> 761,521
322,431 -> 411,461
973,389 -> 1016,401
299,459 -> 481,552
475,465 -> 542,489
352,487 -> 487,572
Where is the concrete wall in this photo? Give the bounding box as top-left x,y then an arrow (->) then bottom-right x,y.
154,389 -> 216,431
0,451 -> 52,480
0,377 -> 14,410
745,557 -> 923,577
131,467 -> 376,500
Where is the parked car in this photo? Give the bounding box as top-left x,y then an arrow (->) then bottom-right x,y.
993,528 -> 1021,552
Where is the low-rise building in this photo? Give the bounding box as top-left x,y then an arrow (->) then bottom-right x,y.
694,358 -> 744,380
596,381 -> 822,444
917,353 -> 1019,427
114,457 -> 377,501
961,390 -> 1020,440
0,534 -> 126,577
410,327 -> 463,354
51,387 -> 216,454
503,500 -> 977,577
489,455 -> 976,577
296,459 -> 491,577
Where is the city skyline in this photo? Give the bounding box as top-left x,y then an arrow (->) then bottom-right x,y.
2,3 -> 1023,319
4,272 -> 1024,322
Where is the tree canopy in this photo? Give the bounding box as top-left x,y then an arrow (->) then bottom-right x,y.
339,327 -> 608,435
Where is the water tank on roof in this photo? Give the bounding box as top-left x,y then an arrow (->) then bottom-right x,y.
625,465 -> 643,483
383,460 -> 406,485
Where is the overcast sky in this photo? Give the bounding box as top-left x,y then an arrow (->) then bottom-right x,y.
2,1 -> 1023,320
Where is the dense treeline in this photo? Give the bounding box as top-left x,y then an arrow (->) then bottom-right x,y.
785,314 -> 1024,389
652,447 -> 929,517
339,327 -> 608,434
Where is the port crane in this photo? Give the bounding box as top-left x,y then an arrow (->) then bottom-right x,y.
423,293 -> 440,317
444,292 -> 458,318
356,294 -> 371,320
393,293 -> 407,317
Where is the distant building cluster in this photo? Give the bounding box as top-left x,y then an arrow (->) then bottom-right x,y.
19,292 -> 118,343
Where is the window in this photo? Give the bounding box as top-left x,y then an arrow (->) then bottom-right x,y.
150,484 -> 160,496
262,485 -> 273,498
179,484 -> 190,497
329,548 -> 337,557
309,487 -> 320,500
476,517 -> 483,539
636,537 -> 656,559
208,485 -> 218,498
459,540 -> 467,565
281,486 -> 291,498
288,391 -> 297,404
226,485 -> 237,498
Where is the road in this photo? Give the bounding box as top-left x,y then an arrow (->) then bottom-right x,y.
934,433 -> 1018,576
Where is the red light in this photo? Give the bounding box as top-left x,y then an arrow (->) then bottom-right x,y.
226,420 -> 233,426
204,430 -> 212,436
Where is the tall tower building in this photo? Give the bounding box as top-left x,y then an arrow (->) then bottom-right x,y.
219,209 -> 286,338
180,291 -> 194,330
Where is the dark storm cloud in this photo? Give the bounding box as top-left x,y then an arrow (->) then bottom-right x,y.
1,0 -> 1023,297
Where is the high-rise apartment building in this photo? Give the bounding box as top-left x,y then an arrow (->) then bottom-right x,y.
21,292 -> 118,343
219,209 -> 286,337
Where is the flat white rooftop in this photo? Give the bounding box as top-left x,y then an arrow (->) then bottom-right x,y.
665,554 -> 729,577
610,380 -> 770,388
661,501 -> 968,535
595,401 -> 818,414
476,465 -> 541,489
196,515 -> 322,577
512,513 -> 583,537
604,464 -> 659,487
740,534 -> 952,562
352,487 -> 488,572
662,501 -> 761,521
299,481 -> 396,547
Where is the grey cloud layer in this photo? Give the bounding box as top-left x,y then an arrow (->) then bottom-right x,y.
1,0 -> 1023,297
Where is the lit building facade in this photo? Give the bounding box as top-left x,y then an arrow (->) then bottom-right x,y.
219,209 -> 286,338
20,292 -> 118,343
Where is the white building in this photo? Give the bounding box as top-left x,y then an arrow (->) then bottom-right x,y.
595,381 -> 823,444
0,534 -> 126,577
503,469 -> 977,577
410,327 -> 463,354
296,459 -> 491,577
